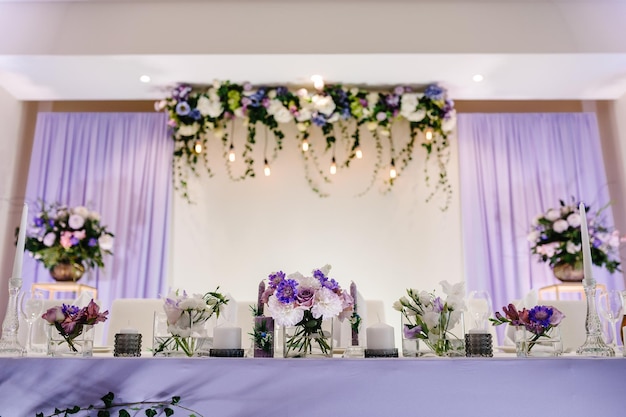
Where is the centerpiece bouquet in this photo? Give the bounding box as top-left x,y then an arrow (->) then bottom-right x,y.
24,201 -> 114,281
527,200 -> 620,281
153,288 -> 229,357
490,303 -> 565,356
42,299 -> 108,356
262,265 -> 354,358
393,280 -> 466,356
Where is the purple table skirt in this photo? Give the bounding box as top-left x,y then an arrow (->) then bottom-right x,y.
0,357 -> 624,416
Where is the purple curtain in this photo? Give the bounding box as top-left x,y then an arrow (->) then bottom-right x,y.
23,112 -> 172,308
458,113 -> 622,318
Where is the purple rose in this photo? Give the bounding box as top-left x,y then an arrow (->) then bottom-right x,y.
548,306 -> 565,326
42,306 -> 64,324
296,287 -> 316,308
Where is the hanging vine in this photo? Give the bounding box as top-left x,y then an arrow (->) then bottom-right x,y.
157,81 -> 456,209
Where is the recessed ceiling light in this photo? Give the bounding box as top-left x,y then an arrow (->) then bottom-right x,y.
139,75 -> 151,83
472,74 -> 484,83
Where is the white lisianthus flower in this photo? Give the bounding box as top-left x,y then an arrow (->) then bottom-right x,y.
440,280 -> 465,299
566,241 -> 581,254
266,296 -> 304,327
287,271 -> 305,283
311,287 -> 343,320
567,213 -> 581,228
392,300 -> 403,312
273,107 -> 293,124
418,291 -> 432,307
449,310 -> 463,327
319,264 -> 332,275
298,274 -> 321,290
43,232 -> 56,247
73,206 -> 89,218
446,295 -> 466,312
68,214 -> 85,230
423,311 -> 440,329
177,123 -> 200,137
552,219 -> 569,234
98,234 -> 114,251
545,209 -> 561,221
442,113 -> 457,132
313,96 -> 336,116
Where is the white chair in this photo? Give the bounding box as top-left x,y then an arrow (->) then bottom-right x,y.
544,300 -> 586,352
105,298 -> 163,347
235,301 -> 256,349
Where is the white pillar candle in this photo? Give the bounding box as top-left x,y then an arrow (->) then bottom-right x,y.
12,203 -> 28,279
579,202 -> 595,285
213,325 -> 242,349
366,322 -> 395,350
119,327 -> 138,334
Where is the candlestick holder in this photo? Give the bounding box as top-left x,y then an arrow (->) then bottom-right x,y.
576,282 -> 614,357
0,278 -> 26,356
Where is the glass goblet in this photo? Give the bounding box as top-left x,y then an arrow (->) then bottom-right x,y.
467,290 -> 493,332
598,290 -> 624,349
20,289 -> 45,354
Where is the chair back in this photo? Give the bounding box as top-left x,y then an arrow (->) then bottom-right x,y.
105,298 -> 163,346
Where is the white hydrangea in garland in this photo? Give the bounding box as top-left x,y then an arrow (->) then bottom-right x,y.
156,80 -> 456,209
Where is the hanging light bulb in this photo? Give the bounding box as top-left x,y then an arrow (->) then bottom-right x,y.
330,157 -> 337,175
301,138 -> 309,152
425,128 -> 433,141
355,146 -> 363,159
389,159 -> 397,179
228,143 -> 236,162
193,140 -> 203,154
264,159 -> 271,176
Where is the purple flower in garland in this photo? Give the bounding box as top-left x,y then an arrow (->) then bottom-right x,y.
88,238 -> 98,247
276,86 -> 288,97
34,217 -> 44,227
172,84 -> 192,100
189,109 -> 201,120
385,94 -> 400,108
424,84 -> 445,101
312,113 -> 327,127
175,102 -> 191,116
275,279 -> 298,304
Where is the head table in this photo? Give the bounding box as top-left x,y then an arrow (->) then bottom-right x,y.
0,355 -> 623,416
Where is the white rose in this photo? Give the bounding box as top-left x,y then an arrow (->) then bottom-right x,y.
402,109 -> 427,122
43,232 -> 56,247
68,214 -> 85,230
177,123 -> 200,137
313,96 -> 336,116
566,241 -> 581,254
206,100 -> 223,118
567,213 -> 581,228
442,113 -> 457,133
366,92 -> 379,109
208,89 -> 219,101
400,93 -> 419,110
545,209 -> 561,221
98,234 -> 114,251
296,108 -> 312,122
73,206 -> 89,218
552,219 -> 569,234
196,96 -> 212,116
268,90 -> 277,99
266,99 -> 283,116
273,107 -> 293,124
527,230 -> 540,243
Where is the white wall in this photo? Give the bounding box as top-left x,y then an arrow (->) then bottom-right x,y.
171,122 -> 464,345
0,86 -> 25,325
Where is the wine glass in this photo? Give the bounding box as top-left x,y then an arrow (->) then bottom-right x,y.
598,290 -> 624,349
20,289 -> 45,354
467,290 -> 493,332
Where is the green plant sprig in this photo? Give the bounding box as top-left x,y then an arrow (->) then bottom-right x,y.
36,392 -> 203,417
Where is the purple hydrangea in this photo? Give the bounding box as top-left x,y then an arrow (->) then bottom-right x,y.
424,84 -> 445,101
312,113 -> 327,127
275,279 -> 298,304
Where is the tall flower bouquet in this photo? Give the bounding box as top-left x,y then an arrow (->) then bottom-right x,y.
527,200 -> 620,275
153,289 -> 229,357
24,201 -> 114,279
42,299 -> 108,353
262,265 -> 354,357
393,281 -> 466,356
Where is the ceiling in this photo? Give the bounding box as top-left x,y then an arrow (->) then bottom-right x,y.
0,0 -> 625,101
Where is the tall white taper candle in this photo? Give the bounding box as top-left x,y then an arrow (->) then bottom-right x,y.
12,203 -> 28,279
579,202 -> 594,285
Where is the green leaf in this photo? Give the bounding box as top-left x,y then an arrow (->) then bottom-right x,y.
101,392 -> 114,408
67,405 -> 81,414
119,410 -> 131,417
164,408 -> 174,416
171,396 -> 180,405
36,413 -> 44,417
145,409 -> 157,417
97,411 -> 110,417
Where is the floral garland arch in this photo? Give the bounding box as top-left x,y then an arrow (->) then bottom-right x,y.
157,80 -> 457,209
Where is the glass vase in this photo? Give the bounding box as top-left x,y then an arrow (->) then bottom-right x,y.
253,317 -> 274,358
152,312 -> 211,357
423,312 -> 465,357
515,326 -> 563,357
401,315 -> 422,357
47,324 -> 94,357
283,316 -> 333,358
